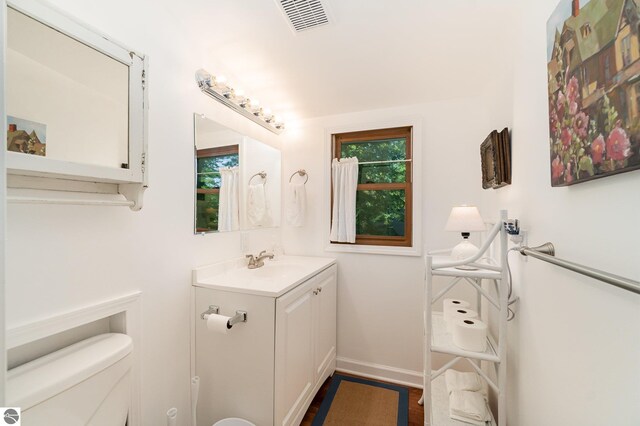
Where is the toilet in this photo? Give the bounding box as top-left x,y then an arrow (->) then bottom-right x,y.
6,333 -> 255,426
6,332 -> 256,426
213,418 -> 256,426
6,333 -> 133,425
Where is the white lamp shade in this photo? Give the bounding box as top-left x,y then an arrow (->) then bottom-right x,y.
444,206 -> 485,232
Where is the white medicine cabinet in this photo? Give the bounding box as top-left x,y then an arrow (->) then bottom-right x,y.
4,0 -> 148,210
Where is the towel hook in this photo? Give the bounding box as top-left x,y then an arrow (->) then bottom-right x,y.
249,171 -> 267,185
289,169 -> 309,184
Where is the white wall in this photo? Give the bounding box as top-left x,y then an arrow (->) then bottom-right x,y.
5,0 -> 281,423
489,1 -> 640,424
241,137 -> 282,229
281,97 -> 498,385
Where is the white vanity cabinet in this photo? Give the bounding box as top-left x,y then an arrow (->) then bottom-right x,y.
274,265 -> 337,426
193,257 -> 336,426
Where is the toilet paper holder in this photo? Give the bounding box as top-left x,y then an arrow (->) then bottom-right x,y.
200,305 -> 248,329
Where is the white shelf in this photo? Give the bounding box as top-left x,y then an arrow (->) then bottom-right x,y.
430,373 -> 496,426
431,312 -> 500,363
424,212 -> 508,426
7,151 -> 141,184
431,267 -> 501,280
431,256 -> 501,280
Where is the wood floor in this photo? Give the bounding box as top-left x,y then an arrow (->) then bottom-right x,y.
300,372 -> 424,426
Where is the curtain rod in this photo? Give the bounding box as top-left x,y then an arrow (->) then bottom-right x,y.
334,159 -> 412,165
520,244 -> 640,295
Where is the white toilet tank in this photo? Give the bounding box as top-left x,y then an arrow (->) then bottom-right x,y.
7,333 -> 133,426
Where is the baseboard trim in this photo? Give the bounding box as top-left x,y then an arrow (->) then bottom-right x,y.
336,356 -> 423,389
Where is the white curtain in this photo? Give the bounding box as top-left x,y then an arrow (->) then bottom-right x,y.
218,166 -> 239,232
330,157 -> 359,243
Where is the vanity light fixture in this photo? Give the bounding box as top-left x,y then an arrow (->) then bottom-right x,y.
195,69 -> 285,135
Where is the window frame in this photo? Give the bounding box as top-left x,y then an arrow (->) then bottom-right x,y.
195,144 -> 239,233
332,126 -> 413,247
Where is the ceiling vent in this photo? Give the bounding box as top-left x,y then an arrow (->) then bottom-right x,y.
278,0 -> 330,33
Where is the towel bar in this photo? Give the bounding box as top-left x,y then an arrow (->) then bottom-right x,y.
520,244 -> 640,295
248,171 -> 267,185
289,169 -> 309,184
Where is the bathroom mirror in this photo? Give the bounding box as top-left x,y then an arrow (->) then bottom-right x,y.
7,5 -> 129,169
194,114 -> 281,234
5,0 -> 148,191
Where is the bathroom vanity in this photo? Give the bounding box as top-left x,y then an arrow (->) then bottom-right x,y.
192,255 -> 337,426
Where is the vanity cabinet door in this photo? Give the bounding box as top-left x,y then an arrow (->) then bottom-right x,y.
274,280 -> 315,426
312,265 -> 337,382
274,264 -> 337,426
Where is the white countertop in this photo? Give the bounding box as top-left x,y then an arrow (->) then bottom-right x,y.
193,255 -> 336,297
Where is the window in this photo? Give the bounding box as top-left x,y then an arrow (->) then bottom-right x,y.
622,35 -> 632,67
332,127 -> 412,247
580,23 -> 591,38
195,145 -> 239,232
604,55 -> 611,82
580,66 -> 589,88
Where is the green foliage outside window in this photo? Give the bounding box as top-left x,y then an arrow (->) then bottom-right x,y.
355,190 -> 406,236
341,138 -> 407,184
340,137 -> 408,237
197,155 -> 239,190
196,150 -> 239,232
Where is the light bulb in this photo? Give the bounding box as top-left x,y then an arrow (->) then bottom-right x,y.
234,88 -> 244,97
215,75 -> 227,86
262,107 -> 272,116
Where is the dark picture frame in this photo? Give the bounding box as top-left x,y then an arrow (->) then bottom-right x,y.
481,128 -> 511,189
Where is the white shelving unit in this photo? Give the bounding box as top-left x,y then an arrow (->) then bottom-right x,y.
423,210 -> 508,426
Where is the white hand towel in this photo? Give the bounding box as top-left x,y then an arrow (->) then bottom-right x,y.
218,166 -> 240,232
449,390 -> 491,425
286,182 -> 306,227
247,183 -> 267,226
445,369 -> 488,400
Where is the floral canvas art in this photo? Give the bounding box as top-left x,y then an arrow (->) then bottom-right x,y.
547,0 -> 640,186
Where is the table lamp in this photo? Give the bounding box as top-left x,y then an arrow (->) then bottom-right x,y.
444,205 -> 486,269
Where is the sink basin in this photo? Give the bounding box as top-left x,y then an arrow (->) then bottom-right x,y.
245,263 -> 306,278
193,255 -> 336,297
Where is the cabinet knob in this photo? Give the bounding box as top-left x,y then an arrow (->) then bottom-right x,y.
313,290 -> 319,295
317,287 -> 322,293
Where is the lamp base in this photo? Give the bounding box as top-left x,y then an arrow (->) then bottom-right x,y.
451,239 -> 479,270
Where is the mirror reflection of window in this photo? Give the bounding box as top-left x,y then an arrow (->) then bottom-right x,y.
195,146 -> 239,233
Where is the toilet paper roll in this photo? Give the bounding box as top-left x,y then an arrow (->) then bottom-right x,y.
446,308 -> 478,332
443,299 -> 471,323
452,318 -> 488,352
206,314 -> 230,334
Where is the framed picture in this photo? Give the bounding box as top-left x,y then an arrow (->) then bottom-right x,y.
547,0 -> 640,186
481,128 -> 511,189
7,115 -> 47,156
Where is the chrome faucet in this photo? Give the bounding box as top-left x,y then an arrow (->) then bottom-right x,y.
246,250 -> 275,269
